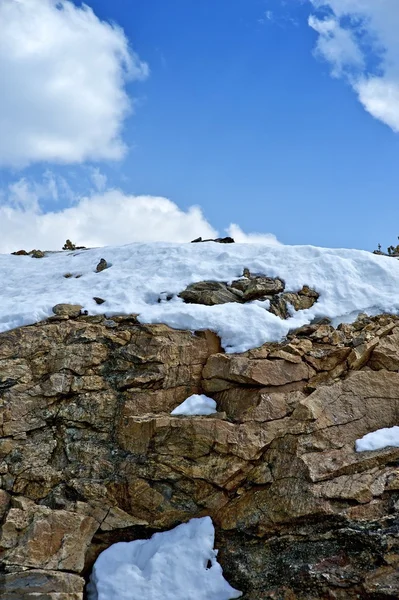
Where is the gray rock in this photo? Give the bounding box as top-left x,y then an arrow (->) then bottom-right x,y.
96,258 -> 108,273
179,281 -> 243,306
236,276 -> 285,300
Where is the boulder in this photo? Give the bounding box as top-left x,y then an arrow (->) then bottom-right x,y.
52,304 -> 83,318
178,281 -> 243,305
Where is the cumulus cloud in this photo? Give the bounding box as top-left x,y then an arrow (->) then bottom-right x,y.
0,0 -> 148,167
0,177 -> 282,252
309,0 -> 399,132
0,184 -> 218,253
227,224 -> 281,245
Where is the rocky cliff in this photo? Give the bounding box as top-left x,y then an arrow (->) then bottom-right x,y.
1,310 -> 399,599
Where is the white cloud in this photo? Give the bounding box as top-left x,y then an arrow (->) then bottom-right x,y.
0,185 -> 218,253
0,0 -> 148,167
309,0 -> 399,132
90,167 -> 108,192
227,224 -> 281,245
0,178 -> 282,252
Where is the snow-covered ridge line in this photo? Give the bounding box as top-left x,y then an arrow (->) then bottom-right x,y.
2,242 -> 399,353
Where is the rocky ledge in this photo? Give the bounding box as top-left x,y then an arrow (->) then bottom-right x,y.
1,311 -> 399,598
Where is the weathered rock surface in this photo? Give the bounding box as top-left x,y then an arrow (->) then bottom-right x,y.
178,281 -> 244,305
177,273 -> 318,319
1,312 -> 399,598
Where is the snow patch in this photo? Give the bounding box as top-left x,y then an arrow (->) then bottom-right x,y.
87,516 -> 242,600
171,394 -> 217,416
355,426 -> 399,452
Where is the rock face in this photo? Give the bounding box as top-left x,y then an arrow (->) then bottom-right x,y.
1,311 -> 399,598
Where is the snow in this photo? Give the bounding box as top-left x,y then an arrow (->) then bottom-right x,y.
171,394 -> 217,416
2,242 -> 399,352
355,426 -> 399,452
87,516 -> 242,600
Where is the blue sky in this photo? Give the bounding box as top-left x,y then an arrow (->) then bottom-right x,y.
1,0 -> 399,251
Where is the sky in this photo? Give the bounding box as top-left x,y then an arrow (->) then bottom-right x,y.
1,0 -> 399,252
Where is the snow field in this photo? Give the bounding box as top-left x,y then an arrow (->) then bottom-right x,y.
2,241 -> 399,352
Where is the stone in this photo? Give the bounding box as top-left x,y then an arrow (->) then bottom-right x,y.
0,489 -> 11,518
52,304 -> 83,318
178,281 -> 243,305
96,258 -> 108,272
62,239 -> 76,251
93,297 -> 106,305
191,236 -> 235,243
1,505 -> 98,572
0,570 -> 85,599
305,346 -> 351,371
269,289 -> 319,319
30,249 -> 45,258
348,338 -> 379,370
11,250 -> 29,256
203,353 -> 314,391
369,328 -> 399,370
231,276 -> 285,300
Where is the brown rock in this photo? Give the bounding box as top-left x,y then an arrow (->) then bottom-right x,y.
1,314 -> 399,598
369,328 -> 399,370
203,353 -> 314,391
52,304 -> 83,318
1,505 -> 98,572
31,249 -> 45,258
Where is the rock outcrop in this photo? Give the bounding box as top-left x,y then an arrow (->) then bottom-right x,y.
1,311 -> 399,598
177,273 -> 319,319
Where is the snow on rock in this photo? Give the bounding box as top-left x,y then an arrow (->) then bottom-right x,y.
2,242 -> 399,352
87,516 -> 242,600
355,426 -> 399,452
171,394 -> 217,416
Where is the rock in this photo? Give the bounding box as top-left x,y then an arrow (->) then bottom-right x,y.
369,328 -> 399,370
0,570 -> 85,600
0,490 -> 10,519
305,346 -> 351,371
1,504 -> 98,572
269,289 -> 319,319
11,250 -> 29,256
30,249 -> 45,258
191,236 -> 235,243
348,338 -> 379,370
52,304 -> 83,318
93,297 -> 106,305
268,295 -> 289,319
202,353 -> 314,391
62,239 -> 76,251
96,258 -> 108,272
178,281 -> 243,305
1,313 -> 399,598
231,276 -> 285,300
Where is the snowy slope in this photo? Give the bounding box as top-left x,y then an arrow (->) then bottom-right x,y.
2,242 -> 399,352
